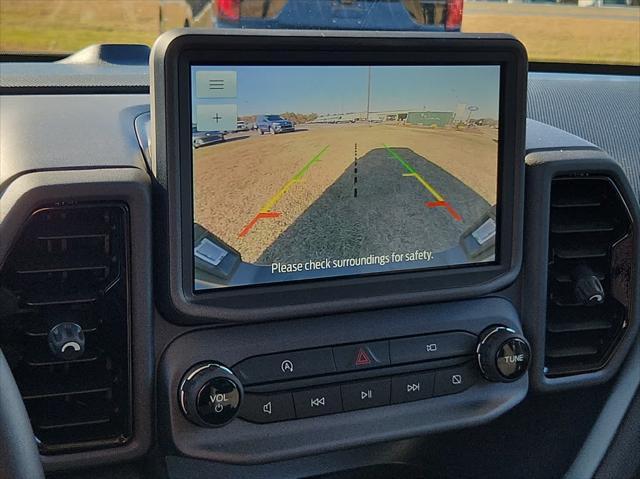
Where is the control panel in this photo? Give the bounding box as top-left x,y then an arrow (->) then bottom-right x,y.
178,327 -> 530,427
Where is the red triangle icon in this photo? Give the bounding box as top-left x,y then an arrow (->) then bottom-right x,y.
355,348 -> 371,366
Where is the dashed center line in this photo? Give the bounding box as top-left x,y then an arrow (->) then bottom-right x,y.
354,143 -> 358,198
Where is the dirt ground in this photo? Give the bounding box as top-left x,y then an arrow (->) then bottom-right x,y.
193,123 -> 498,263
463,2 -> 640,65
2,1 -> 637,65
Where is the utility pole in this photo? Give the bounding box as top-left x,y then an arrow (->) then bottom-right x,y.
366,66 -> 371,122
466,105 -> 479,124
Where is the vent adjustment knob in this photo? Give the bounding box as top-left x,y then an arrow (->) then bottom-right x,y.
48,322 -> 85,360
179,363 -> 243,427
477,326 -> 530,382
573,264 -> 605,306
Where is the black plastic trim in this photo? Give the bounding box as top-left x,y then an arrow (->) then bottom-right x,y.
243,356 -> 471,394
523,145 -> 640,393
157,297 -> 528,464
150,29 -> 528,324
0,168 -> 153,472
529,62 -> 640,77
0,203 -> 134,454
565,339 -> 640,479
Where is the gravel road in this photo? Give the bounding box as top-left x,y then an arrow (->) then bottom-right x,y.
258,147 -> 491,264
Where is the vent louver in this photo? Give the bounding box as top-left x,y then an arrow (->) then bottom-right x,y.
545,177 -> 634,377
0,204 -> 131,454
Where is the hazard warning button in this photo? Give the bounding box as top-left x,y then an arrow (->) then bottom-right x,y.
333,341 -> 390,371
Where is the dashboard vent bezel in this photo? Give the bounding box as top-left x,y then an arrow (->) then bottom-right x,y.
0,203 -> 132,455
544,176 -> 635,378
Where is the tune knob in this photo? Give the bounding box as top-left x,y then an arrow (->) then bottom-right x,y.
179,363 -> 243,427
476,326 -> 530,382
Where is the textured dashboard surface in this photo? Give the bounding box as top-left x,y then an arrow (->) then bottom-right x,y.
0,63 -> 148,91
528,72 -> 640,200
1,64 -> 638,199
0,94 -> 149,192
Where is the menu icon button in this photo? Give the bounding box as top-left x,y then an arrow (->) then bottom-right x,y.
195,70 -> 237,98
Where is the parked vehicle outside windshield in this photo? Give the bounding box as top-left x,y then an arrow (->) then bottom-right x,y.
0,0 -> 638,66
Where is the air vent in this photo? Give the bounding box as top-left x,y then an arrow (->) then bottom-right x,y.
545,177 -> 635,377
0,204 -> 131,454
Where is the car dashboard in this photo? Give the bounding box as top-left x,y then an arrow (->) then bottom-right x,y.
0,34 -> 639,479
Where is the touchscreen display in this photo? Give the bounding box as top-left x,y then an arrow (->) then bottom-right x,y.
191,65 -> 501,290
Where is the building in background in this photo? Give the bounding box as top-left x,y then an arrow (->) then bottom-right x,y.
406,111 -> 455,127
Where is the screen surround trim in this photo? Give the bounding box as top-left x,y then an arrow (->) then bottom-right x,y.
150,30 -> 527,323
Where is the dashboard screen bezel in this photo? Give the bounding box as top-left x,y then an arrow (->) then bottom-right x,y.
151,30 -> 527,323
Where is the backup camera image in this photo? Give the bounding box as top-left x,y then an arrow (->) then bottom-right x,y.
191,65 -> 500,289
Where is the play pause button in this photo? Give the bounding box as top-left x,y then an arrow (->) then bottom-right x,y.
391,372 -> 435,403
341,379 -> 391,411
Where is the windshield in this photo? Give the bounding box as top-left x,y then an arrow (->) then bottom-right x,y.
0,0 -> 638,66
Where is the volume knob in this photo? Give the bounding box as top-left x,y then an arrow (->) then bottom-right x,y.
477,326 -> 530,382
179,363 -> 243,427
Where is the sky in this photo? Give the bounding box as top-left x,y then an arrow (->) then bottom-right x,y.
191,65 -> 501,120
